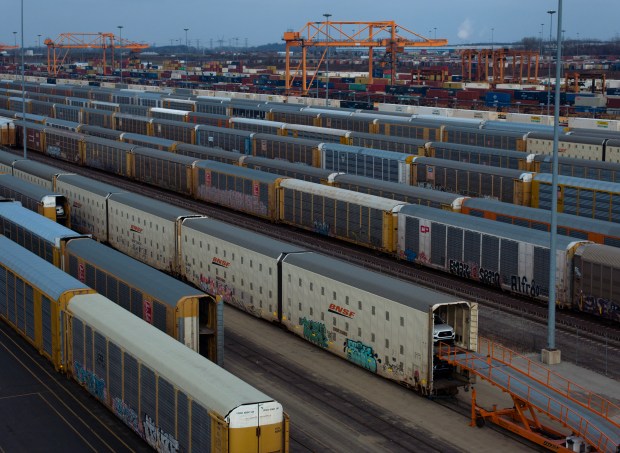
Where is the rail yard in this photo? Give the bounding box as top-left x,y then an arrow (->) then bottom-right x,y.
1,11 -> 620,451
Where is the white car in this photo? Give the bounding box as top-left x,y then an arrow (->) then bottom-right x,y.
433,314 -> 455,343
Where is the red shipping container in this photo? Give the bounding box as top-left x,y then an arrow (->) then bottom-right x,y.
367,84 -> 385,92
456,90 -> 480,100
427,89 -> 451,99
606,96 -> 620,108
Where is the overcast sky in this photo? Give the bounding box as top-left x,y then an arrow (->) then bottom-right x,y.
2,1 -> 618,49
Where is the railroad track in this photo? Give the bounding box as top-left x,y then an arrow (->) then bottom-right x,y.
7,149 -> 620,354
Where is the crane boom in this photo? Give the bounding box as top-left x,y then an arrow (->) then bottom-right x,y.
44,32 -> 149,76
283,20 -> 448,95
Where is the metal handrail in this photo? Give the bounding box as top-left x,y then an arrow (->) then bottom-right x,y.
438,342 -> 618,453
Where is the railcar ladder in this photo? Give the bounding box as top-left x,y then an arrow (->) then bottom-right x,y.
437,338 -> 620,453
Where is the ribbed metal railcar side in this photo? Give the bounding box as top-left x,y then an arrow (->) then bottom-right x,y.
461,197 -> 620,247
41,126 -> 84,163
280,251 -> 477,394
151,118 -> 196,144
268,107 -> 316,126
113,112 -> 152,135
81,108 -> 115,128
29,99 -> 55,117
380,118 -> 445,141
107,192 -> 201,274
194,99 -> 229,116
351,132 -> 427,155
0,236 -> 94,369
397,204 -> 585,307
82,136 -> 133,178
320,144 -> 412,184
55,174 -> 125,240
525,132 -> 605,160
44,118 -> 82,132
90,99 -> 119,111
332,173 -> 466,211
0,201 -> 86,266
195,124 -> 254,154
410,156 -> 533,205
605,139 -> 620,163
121,132 -> 178,152
181,217 -> 307,323
12,158 -> 70,190
531,154 -> 620,183
192,160 -> 282,220
278,179 -> 405,253
80,124 -> 123,140
443,126 -> 527,151
175,143 -> 242,165
430,141 -> 530,170
8,96 -> 32,114
149,107 -> 190,121
132,147 -> 196,195
162,98 -> 196,112
187,111 -> 230,128
253,133 -> 320,166
532,173 -> 620,223
68,294 -> 287,452
14,121 -> 46,152
230,117 -> 286,135
572,244 -> 620,321
241,155 -> 333,184
54,103 -> 83,123
65,238 -> 221,362
0,148 -> 24,175
119,103 -> 150,117
0,174 -> 69,225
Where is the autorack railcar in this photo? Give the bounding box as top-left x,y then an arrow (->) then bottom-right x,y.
532,174 -> 620,222
0,173 -> 69,225
0,235 -> 289,452
0,201 -> 221,361
396,204 -> 587,306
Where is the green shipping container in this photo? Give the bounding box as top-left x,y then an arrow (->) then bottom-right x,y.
349,83 -> 367,91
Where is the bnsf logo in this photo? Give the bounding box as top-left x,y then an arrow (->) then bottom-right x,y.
130,225 -> 143,233
328,303 -> 356,318
212,257 -> 231,268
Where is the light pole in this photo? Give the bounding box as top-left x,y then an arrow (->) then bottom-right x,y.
323,13 -> 331,106
37,34 -> 41,54
539,23 -> 544,56
434,27 -> 437,40
117,25 -> 124,84
546,10 -> 556,116
576,32 -> 579,56
491,28 -> 494,51
184,28 -> 189,66
13,31 -> 17,68
544,0 -> 564,365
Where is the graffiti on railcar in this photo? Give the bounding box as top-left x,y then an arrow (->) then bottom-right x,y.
344,339 -> 378,373
479,267 -> 501,287
510,275 -> 541,298
113,397 -> 142,436
300,317 -> 328,348
74,361 -> 106,400
580,295 -> 620,322
312,220 -> 330,236
144,413 -> 179,453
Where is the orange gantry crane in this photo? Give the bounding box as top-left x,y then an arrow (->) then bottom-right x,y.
0,43 -> 19,51
44,32 -> 149,76
283,20 -> 448,96
460,49 -> 540,84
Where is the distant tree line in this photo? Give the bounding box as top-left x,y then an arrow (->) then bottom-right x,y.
515,36 -> 620,56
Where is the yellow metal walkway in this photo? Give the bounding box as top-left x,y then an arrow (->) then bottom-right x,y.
438,338 -> 620,453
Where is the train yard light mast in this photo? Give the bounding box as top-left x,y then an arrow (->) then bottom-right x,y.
323,13 -> 331,106
543,0 -> 563,367
117,25 -> 124,84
